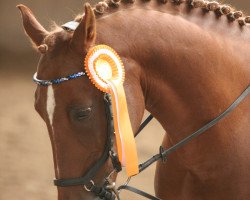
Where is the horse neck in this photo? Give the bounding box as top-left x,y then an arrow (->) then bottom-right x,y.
95,3 -> 250,143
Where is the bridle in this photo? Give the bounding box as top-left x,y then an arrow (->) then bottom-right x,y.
32,21 -> 250,200
55,93 -> 122,199
34,71 -> 122,199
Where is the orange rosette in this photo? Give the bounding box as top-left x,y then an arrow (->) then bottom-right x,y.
84,45 -> 139,177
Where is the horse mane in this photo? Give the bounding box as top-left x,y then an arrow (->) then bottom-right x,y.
74,0 -> 250,27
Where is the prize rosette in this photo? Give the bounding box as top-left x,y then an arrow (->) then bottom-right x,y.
85,45 -> 139,176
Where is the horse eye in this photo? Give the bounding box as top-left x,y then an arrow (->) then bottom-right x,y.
70,107 -> 92,121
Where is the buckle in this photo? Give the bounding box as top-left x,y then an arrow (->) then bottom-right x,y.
159,146 -> 167,163
109,151 -> 122,172
84,180 -> 95,192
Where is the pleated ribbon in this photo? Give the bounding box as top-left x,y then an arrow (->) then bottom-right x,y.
84,45 -> 139,177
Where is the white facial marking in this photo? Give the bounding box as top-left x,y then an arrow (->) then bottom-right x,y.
47,86 -> 55,125
46,86 -> 60,175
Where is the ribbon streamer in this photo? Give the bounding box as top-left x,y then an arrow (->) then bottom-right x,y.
85,45 -> 139,176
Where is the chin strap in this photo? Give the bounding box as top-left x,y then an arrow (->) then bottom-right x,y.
84,180 -> 117,200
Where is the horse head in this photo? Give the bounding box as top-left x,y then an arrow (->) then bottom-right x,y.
18,3 -> 145,200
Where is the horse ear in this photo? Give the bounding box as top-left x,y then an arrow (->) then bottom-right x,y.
71,3 -> 96,54
17,4 -> 48,46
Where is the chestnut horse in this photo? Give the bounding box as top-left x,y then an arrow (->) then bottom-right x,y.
18,0 -> 250,199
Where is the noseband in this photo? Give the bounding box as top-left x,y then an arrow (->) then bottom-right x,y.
32,21 -> 250,200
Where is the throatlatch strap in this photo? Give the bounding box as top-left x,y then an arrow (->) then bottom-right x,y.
135,114 -> 154,137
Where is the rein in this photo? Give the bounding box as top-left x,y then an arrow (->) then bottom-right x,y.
31,21 -> 250,200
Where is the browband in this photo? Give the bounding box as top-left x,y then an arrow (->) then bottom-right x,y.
33,72 -> 86,86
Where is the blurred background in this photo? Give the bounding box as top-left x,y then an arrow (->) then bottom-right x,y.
0,0 -> 249,199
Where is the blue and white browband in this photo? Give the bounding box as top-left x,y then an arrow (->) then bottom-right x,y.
33,71 -> 86,86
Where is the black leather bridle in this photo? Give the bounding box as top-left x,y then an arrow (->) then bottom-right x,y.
53,94 -> 121,199
31,20 -> 250,200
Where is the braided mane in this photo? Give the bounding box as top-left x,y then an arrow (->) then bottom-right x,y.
75,0 -> 250,27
